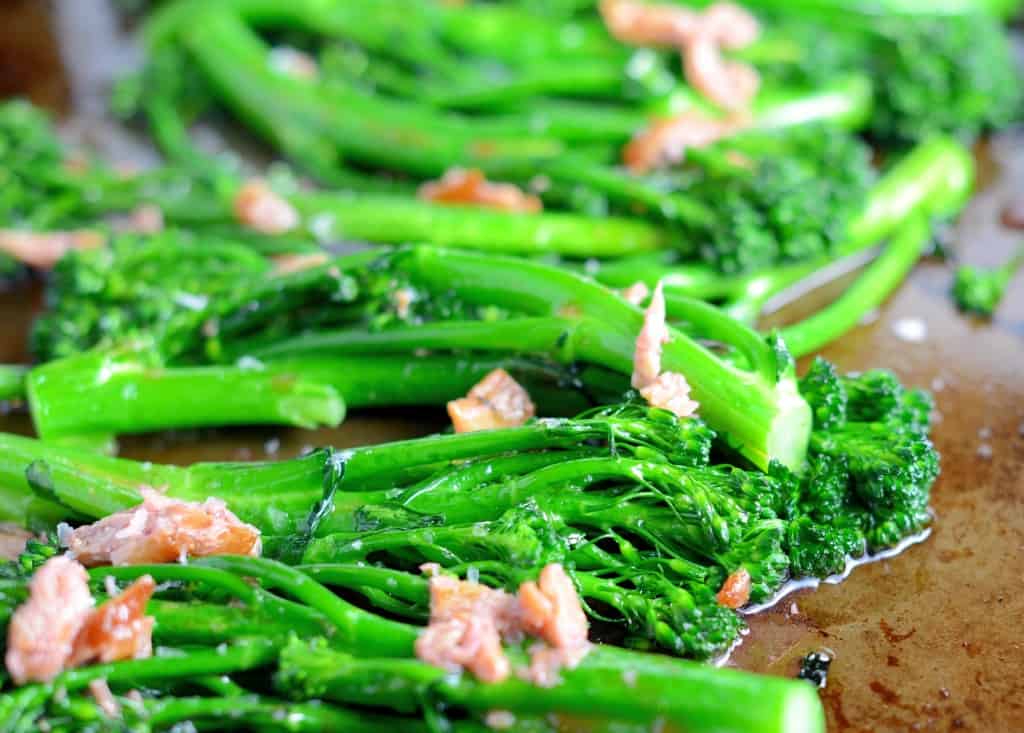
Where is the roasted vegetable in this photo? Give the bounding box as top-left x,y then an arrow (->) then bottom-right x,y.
736,1 -> 1022,141
951,245 -> 1024,316
1,363 -> 939,655
0,556 -> 825,732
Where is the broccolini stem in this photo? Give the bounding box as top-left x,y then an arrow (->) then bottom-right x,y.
0,430 -> 331,532
91,564 -> 261,603
781,216 -> 931,357
278,638 -> 825,733
91,564 -> 334,643
300,563 -> 431,619
1,639 -> 279,731
844,136 -> 974,248
191,674 -> 249,697
290,192 -> 672,257
392,246 -> 809,470
0,364 -> 26,402
25,346 -> 598,441
140,696 -> 441,733
146,598 -> 330,646
0,482 -> 68,531
180,10 -> 566,179
738,0 -> 1016,20
27,341 -> 346,441
426,60 -> 630,110
0,403 -> 707,536
194,555 -> 421,657
737,74 -> 873,132
0,432 -> 173,518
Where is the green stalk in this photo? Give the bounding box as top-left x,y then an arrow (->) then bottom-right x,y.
91,565 -> 334,644
392,246 -> 810,470
433,1 -> 622,64
649,73 -> 872,133
191,675 -> 250,697
300,563 -> 430,620
290,192 -> 672,257
844,136 -> 974,248
0,402 -> 709,536
26,340 -> 345,441
91,564 -> 262,604
194,556 -> 420,657
0,365 -> 26,402
0,430 -> 328,533
146,0 -> 458,74
0,482 -> 69,532
537,156 -> 714,228
504,98 -> 648,143
258,310 -> 764,444
278,638 -> 825,733
181,10 -> 567,179
425,60 -> 631,110
142,599 -> 327,646
0,432 -> 174,519
91,556 -> 420,658
1,640 -> 279,731
781,216 -> 931,357
714,250 -> 873,325
25,345 -> 596,441
139,697 -> 440,733
739,74 -> 873,132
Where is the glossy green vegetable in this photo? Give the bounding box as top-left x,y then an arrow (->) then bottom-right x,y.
952,244 -> 1024,316
0,552 -> 825,733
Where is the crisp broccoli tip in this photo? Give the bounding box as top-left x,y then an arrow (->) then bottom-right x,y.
798,358 -> 847,431
952,258 -> 1018,317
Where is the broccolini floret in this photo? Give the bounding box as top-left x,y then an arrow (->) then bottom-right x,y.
0,353 -> 941,659
738,3 -> 1022,142
789,358 -> 939,573
952,245 -> 1024,317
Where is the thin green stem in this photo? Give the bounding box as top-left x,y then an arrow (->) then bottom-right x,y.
781,216 -> 931,357
0,364 -> 26,402
141,696 -> 435,733
193,556 -> 420,657
278,639 -> 825,733
27,341 -> 345,440
291,192 -> 671,257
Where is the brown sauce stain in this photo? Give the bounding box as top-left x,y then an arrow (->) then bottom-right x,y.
821,682 -> 854,732
869,680 -> 902,706
879,619 -> 917,644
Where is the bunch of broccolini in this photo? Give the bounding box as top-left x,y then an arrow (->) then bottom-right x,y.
1,363 -> 938,662
0,547 -> 826,732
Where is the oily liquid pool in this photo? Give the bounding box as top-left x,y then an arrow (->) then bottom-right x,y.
712,525 -> 933,667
